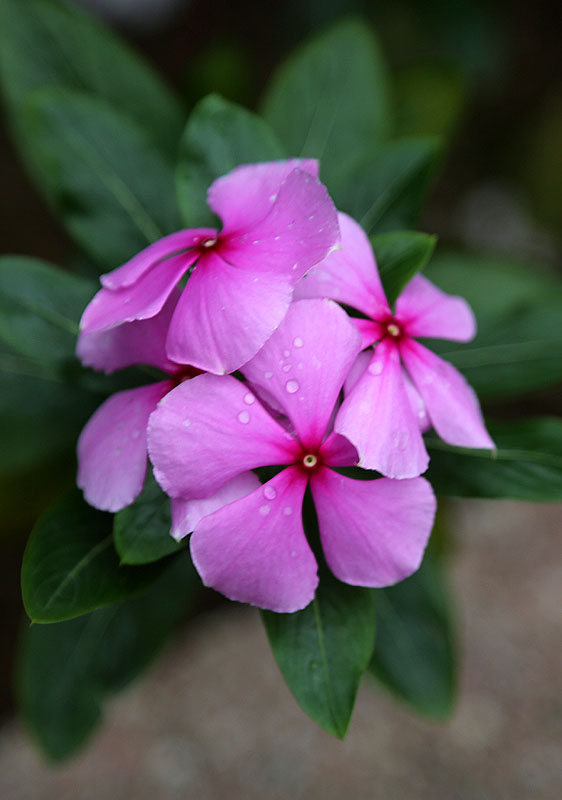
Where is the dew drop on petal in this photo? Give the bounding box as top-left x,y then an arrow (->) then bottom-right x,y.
237,410 -> 250,424
283,506 -> 293,516
264,371 -> 273,379
369,360 -> 384,376
259,504 -> 271,516
182,419 -> 191,428
283,349 -> 290,357
293,337 -> 303,348
244,393 -> 255,405
290,550 -> 297,557
418,410 -> 426,419
282,364 -> 291,372
285,379 -> 299,394
264,485 -> 277,500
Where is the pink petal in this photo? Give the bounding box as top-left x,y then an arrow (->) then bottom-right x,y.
400,339 -> 495,449
165,251 -> 294,373
396,274 -> 476,342
80,252 -> 197,334
100,229 -> 216,289
311,469 -> 436,587
219,169 -> 339,281
190,467 -> 316,612
77,381 -> 172,512
353,318 -> 384,349
208,159 -> 319,235
170,472 -> 261,541
242,299 -> 362,449
77,288 -> 181,374
294,212 -> 389,318
147,373 -> 298,500
335,338 -> 429,478
403,369 -> 431,433
344,350 -> 371,395
319,433 -> 359,467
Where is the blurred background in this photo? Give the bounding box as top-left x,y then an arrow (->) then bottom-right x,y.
0,0 -> 561,796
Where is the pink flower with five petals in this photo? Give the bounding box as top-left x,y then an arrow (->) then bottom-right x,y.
80,160 -> 339,375
296,212 -> 495,478
147,299 -> 436,613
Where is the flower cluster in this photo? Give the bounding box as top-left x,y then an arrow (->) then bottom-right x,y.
77,160 -> 493,612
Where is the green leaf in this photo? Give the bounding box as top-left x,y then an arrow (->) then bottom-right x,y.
0,256 -> 94,368
114,472 -> 183,565
17,555 -> 200,761
21,491 -> 172,623
261,18 -> 391,189
370,555 -> 456,718
176,93 -> 285,227
23,88 -> 180,268
425,252 -> 562,400
0,0 -> 183,156
426,417 -> 562,501
262,569 -> 375,737
371,231 -> 437,306
393,65 -> 469,141
333,137 -> 441,234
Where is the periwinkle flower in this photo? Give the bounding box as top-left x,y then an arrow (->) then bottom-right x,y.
147,300 -> 436,613
80,160 -> 339,375
296,213 -> 495,478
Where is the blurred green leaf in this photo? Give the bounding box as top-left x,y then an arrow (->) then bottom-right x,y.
0,0 -> 183,156
371,231 -> 437,306
262,568 -> 375,737
370,554 -> 456,718
114,472 -> 183,565
425,252 -> 562,399
17,555 -> 200,761
426,417 -> 562,501
393,65 -> 469,140
24,89 -> 180,268
22,491 -> 171,623
176,94 -> 285,227
0,256 -> 94,368
333,137 -> 441,234
261,18 -> 391,189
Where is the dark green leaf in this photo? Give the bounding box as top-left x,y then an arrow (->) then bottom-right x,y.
176,93 -> 285,227
371,231 -> 437,306
261,18 -> 391,189
17,555 -> 200,761
0,256 -> 94,368
24,88 -> 180,268
370,555 -> 455,718
22,491 -> 171,623
263,569 -> 375,737
333,137 -> 441,234
114,472 -> 183,565
0,0 -> 183,156
393,65 -> 468,140
425,252 -> 562,399
426,417 -> 562,501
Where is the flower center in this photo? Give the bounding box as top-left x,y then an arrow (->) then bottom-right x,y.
386,321 -> 402,338
302,453 -> 318,469
201,237 -> 218,249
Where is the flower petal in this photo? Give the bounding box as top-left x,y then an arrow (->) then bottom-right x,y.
80,252 -> 197,333
242,299 -> 362,449
319,432 -> 359,467
190,467 -> 316,612
400,339 -> 495,449
170,472 -> 261,541
220,169 -> 339,281
100,229 -> 216,289
147,373 -> 298,500
311,469 -> 436,587
165,251 -> 294,373
335,338 -> 429,478
295,212 -> 389,318
208,159 -> 319,235
396,274 -> 476,342
77,288 -> 181,374
77,381 -> 172,512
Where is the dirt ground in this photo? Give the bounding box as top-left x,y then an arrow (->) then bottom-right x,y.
0,499 -> 560,800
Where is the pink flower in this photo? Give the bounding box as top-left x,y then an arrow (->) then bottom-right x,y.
80,160 -> 339,375
147,300 -> 436,613
296,213 -> 495,478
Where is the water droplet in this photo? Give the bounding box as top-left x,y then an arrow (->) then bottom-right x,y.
264,371 -> 273,379
264,485 -> 277,500
292,263 -> 298,270
297,362 -> 303,370
282,364 -> 291,372
285,379 -> 299,394
418,410 -> 426,419
182,418 -> 191,428
252,240 -> 259,245
308,214 -> 315,220
293,337 -> 303,348
283,349 -> 290,357
290,550 -> 297,557
369,360 -> 383,376
259,504 -> 270,516
269,193 -> 277,203
237,410 -> 250,424
283,506 -> 293,516
244,393 -> 255,405
274,235 -> 281,241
